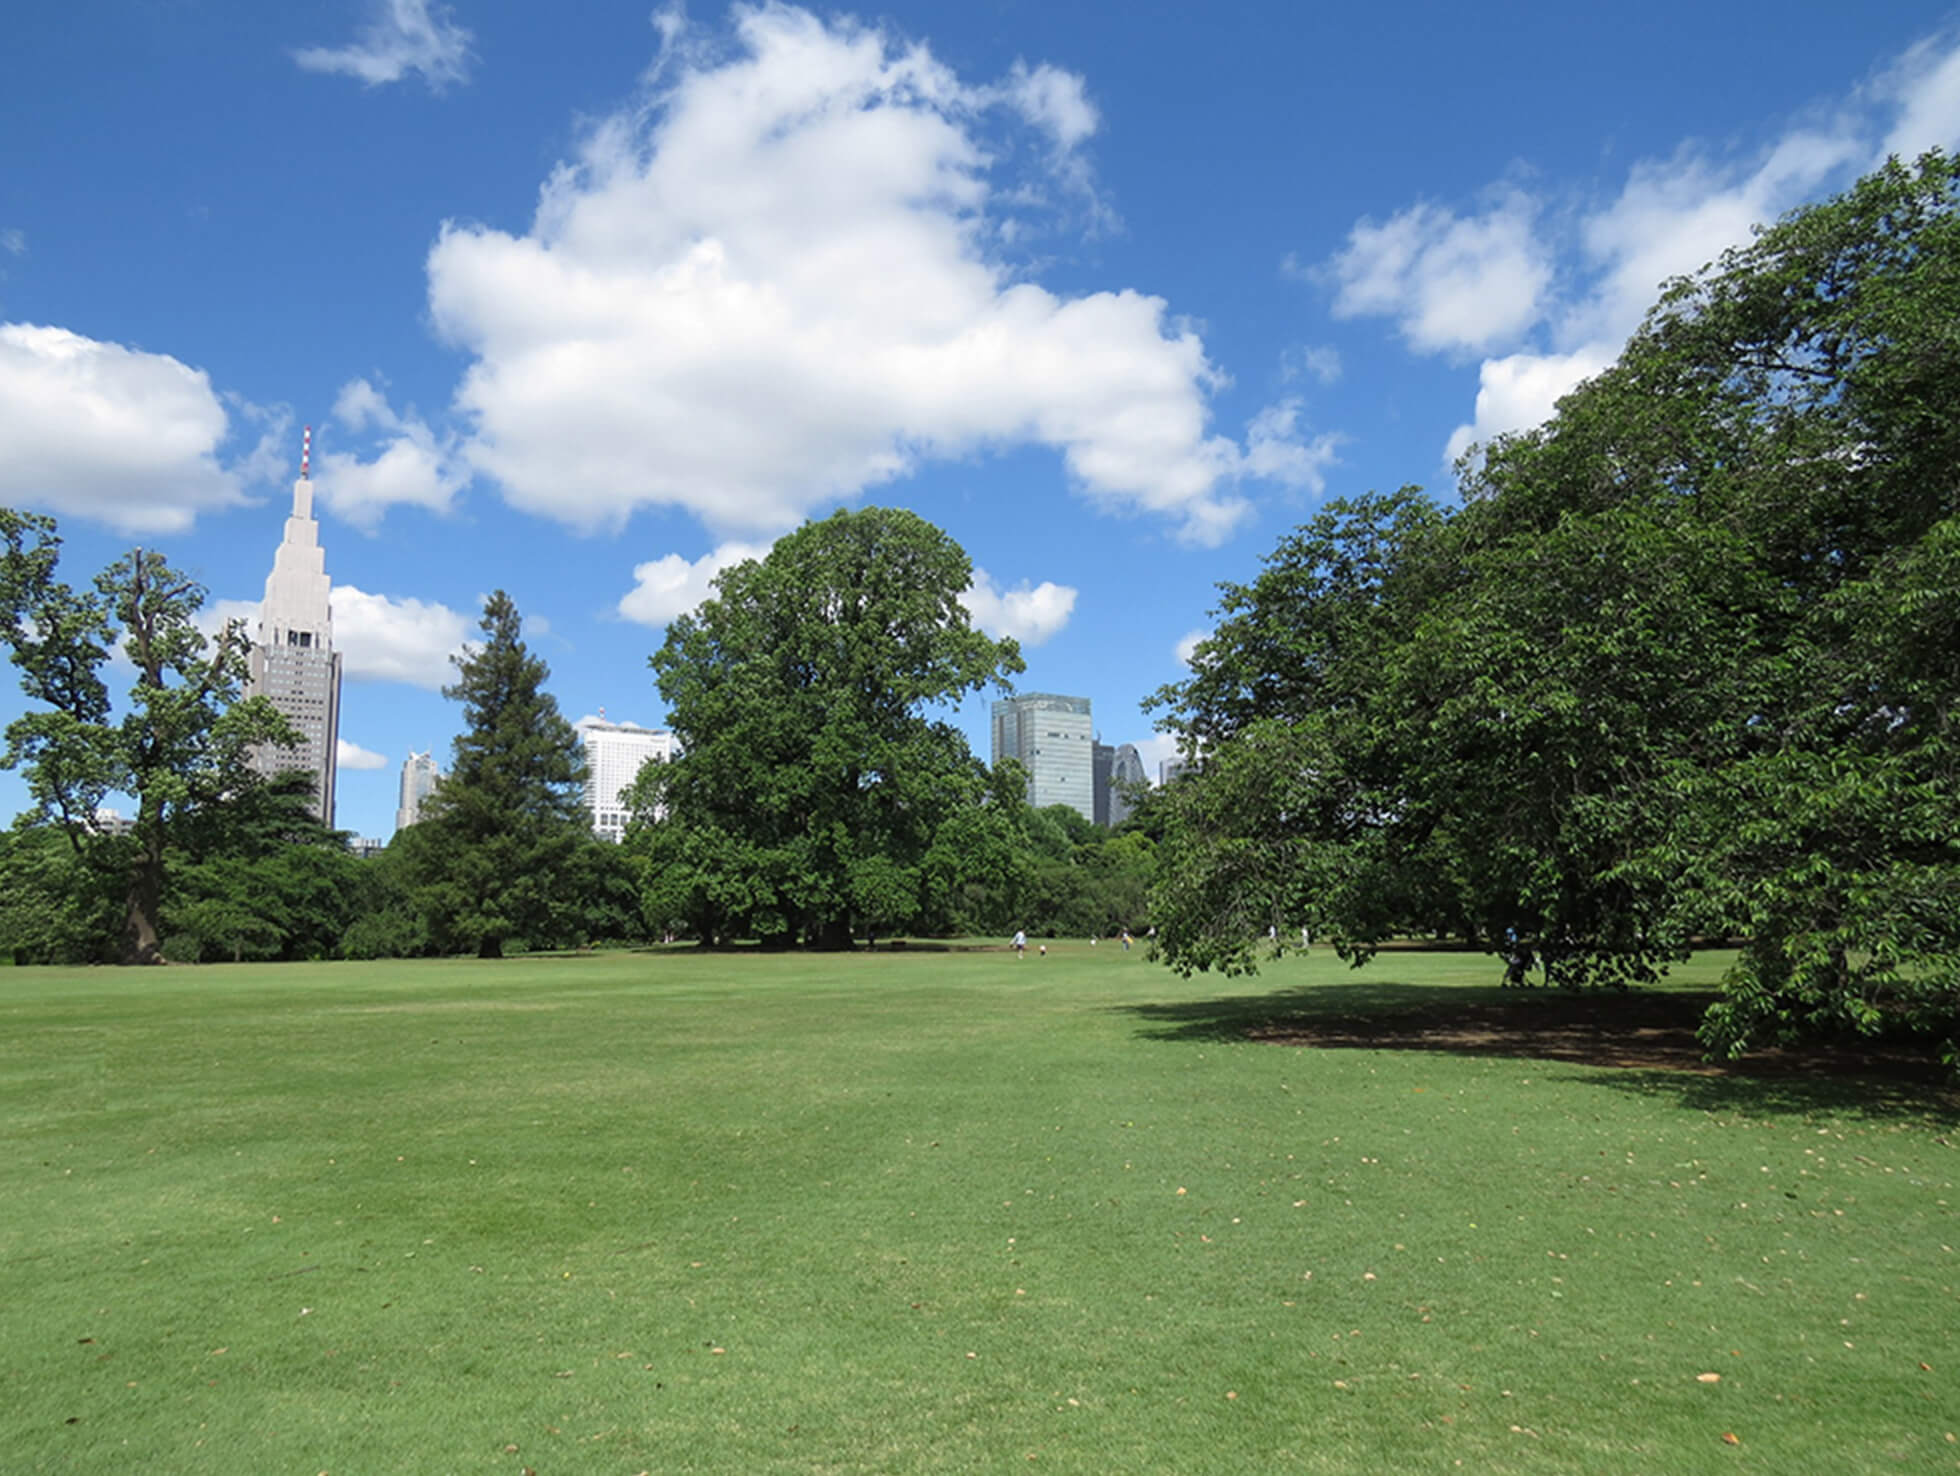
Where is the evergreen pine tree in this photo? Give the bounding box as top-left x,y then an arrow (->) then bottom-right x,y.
416,590 -> 588,958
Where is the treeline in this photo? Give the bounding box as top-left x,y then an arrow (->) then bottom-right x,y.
0,519 -> 1152,963
1148,153 -> 1960,1062
0,769 -> 1154,966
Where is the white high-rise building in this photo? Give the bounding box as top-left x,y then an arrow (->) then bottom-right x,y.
247,428 -> 342,826
991,692 -> 1094,821
579,717 -> 677,842
396,750 -> 442,832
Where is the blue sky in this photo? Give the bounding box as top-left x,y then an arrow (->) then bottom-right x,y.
4,0 -> 1958,841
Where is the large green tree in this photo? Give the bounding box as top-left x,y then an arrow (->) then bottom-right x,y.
1151,151 -> 1960,1061
0,509 -> 297,964
411,590 -> 589,958
1147,489 -> 1457,973
648,507 -> 1024,948
1434,150 -> 1960,1049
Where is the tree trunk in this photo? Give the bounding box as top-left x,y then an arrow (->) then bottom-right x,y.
478,935 -> 504,959
814,916 -> 854,951
121,849 -> 165,965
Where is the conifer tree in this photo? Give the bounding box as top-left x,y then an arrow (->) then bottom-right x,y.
415,590 -> 588,958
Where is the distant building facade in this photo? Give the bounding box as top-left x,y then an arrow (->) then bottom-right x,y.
396,750 -> 442,832
1107,742 -> 1148,826
580,718 -> 677,842
1092,740 -> 1150,827
991,692 -> 1094,821
1159,756 -> 1193,787
246,430 -> 342,826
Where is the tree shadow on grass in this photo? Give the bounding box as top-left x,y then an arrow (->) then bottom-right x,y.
1119,981 -> 1959,1122
1543,1065 -> 1959,1124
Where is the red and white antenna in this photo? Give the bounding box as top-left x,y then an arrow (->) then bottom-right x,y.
301,425 -> 312,480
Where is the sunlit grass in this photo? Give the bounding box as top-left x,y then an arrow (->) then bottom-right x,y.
3,945 -> 1955,1472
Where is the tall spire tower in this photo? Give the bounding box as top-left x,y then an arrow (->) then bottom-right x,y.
247,426 -> 343,826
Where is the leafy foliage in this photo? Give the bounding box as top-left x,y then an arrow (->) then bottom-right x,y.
0,822 -> 122,964
1150,152 -> 1960,1061
164,771 -> 369,963
647,507 -> 1023,947
0,509 -> 297,963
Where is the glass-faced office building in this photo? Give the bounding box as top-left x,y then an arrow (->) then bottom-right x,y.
991,692 -> 1093,821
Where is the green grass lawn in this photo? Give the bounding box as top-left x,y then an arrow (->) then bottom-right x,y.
3,944 -> 1955,1473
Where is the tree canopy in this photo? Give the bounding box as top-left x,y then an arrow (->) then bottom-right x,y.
648,506 -> 1024,947
1150,151 -> 1960,1062
408,590 -> 590,959
0,509 -> 297,963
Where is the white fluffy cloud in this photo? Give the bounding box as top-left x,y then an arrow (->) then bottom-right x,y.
1325,192 -> 1553,357
428,5 -> 1316,547
1000,60 -> 1100,152
1321,29 -> 1960,466
0,323 -> 247,532
1174,627 -> 1209,667
616,540 -> 774,627
618,541 -> 1078,646
1242,399 -> 1340,494
1567,130 -> 1864,348
313,378 -> 465,527
1442,345 -> 1618,467
960,569 -> 1077,647
336,738 -> 389,771
292,0 -> 473,91
330,586 -> 472,688
1882,33 -> 1960,161
1441,136 -> 1859,458
206,586 -> 472,689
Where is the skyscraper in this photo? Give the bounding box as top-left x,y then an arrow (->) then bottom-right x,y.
991,692 -> 1094,821
1093,739 -> 1149,826
579,716 -> 677,842
247,427 -> 342,826
1107,742 -> 1148,826
396,750 -> 441,832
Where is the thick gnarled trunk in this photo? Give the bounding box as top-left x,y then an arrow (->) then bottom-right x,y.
121,846 -> 165,966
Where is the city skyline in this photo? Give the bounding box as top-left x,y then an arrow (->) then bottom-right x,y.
3,2 -> 1956,841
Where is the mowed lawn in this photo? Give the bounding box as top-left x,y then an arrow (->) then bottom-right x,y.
3,945 -> 1955,1474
